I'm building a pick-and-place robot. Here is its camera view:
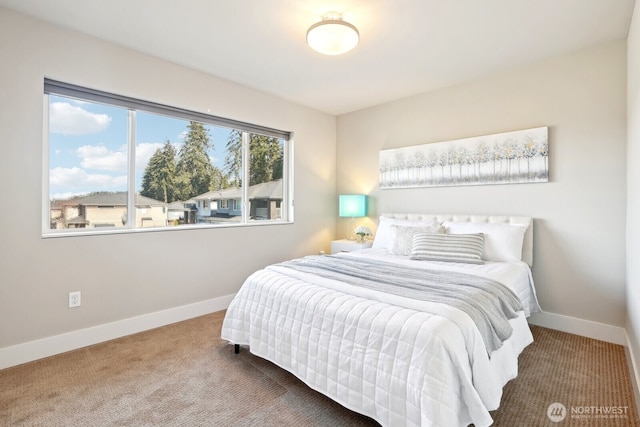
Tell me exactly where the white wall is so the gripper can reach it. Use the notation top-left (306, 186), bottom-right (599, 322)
top-left (337, 41), bottom-right (628, 331)
top-left (0, 8), bottom-right (336, 361)
top-left (626, 0), bottom-right (640, 393)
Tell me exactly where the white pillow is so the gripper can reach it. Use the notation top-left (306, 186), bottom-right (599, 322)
top-left (388, 224), bottom-right (446, 256)
top-left (442, 221), bottom-right (527, 262)
top-left (372, 216), bottom-right (442, 249)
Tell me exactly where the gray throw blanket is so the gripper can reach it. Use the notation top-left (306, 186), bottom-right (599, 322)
top-left (272, 255), bottom-right (524, 356)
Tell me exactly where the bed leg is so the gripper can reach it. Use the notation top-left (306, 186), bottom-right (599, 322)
top-left (234, 344), bottom-right (240, 354)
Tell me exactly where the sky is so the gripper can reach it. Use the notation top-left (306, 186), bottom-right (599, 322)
top-left (48, 95), bottom-right (231, 199)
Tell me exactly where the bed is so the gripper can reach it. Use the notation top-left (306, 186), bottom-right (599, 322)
top-left (221, 213), bottom-right (541, 427)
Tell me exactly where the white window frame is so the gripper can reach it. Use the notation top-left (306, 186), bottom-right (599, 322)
top-left (42, 79), bottom-right (294, 238)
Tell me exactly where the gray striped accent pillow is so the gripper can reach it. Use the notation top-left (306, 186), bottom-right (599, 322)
top-left (410, 232), bottom-right (485, 264)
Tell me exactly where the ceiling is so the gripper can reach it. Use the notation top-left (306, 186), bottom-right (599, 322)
top-left (0, 0), bottom-right (635, 115)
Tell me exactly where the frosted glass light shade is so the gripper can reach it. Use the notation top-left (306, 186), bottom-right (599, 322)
top-left (339, 194), bottom-right (367, 217)
top-left (306, 17), bottom-right (359, 55)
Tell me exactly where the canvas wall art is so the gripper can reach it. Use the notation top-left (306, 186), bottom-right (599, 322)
top-left (379, 127), bottom-right (548, 189)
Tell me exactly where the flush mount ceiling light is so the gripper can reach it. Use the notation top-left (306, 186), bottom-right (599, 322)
top-left (306, 13), bottom-right (359, 55)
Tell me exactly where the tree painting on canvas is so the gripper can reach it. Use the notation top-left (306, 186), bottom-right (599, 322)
top-left (379, 127), bottom-right (548, 189)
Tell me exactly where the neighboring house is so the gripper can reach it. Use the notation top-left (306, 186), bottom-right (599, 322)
top-left (50, 192), bottom-right (168, 229)
top-left (247, 179), bottom-right (283, 220)
top-left (181, 202), bottom-right (200, 224)
top-left (192, 187), bottom-right (242, 222)
top-left (190, 192), bottom-right (221, 218)
top-left (166, 201), bottom-right (187, 225)
top-left (49, 182), bottom-right (282, 230)
top-left (191, 179), bottom-right (283, 221)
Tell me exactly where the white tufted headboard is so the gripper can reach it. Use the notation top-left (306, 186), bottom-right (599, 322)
top-left (381, 213), bottom-right (534, 267)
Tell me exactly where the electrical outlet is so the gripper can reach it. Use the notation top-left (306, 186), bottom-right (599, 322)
top-left (69, 291), bottom-right (81, 308)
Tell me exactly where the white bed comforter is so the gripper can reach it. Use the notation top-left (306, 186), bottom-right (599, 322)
top-left (221, 249), bottom-right (540, 427)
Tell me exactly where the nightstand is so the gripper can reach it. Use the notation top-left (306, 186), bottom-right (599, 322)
top-left (330, 239), bottom-right (373, 254)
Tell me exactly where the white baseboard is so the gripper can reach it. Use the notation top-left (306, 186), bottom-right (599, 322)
top-left (0, 294), bottom-right (235, 370)
top-left (625, 332), bottom-right (640, 420)
top-left (527, 311), bottom-right (627, 345)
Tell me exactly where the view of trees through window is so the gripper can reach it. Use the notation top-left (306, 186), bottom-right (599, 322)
top-left (46, 89), bottom-right (289, 234)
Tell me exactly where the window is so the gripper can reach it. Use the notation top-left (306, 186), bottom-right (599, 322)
top-left (44, 79), bottom-right (292, 236)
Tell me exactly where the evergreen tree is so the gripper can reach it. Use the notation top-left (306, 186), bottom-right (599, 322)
top-left (224, 130), bottom-right (284, 187)
top-left (176, 121), bottom-right (213, 199)
top-left (249, 134), bottom-right (283, 185)
top-left (224, 130), bottom-right (243, 187)
top-left (210, 166), bottom-right (229, 190)
top-left (140, 141), bottom-right (177, 202)
top-left (271, 148), bottom-right (283, 181)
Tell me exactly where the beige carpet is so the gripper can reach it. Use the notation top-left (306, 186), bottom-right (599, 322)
top-left (1, 311), bottom-right (638, 426)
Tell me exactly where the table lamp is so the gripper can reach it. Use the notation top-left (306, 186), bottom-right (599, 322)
top-left (338, 194), bottom-right (367, 240)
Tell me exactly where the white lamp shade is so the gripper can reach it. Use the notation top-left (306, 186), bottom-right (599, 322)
top-left (307, 19), bottom-right (359, 55)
